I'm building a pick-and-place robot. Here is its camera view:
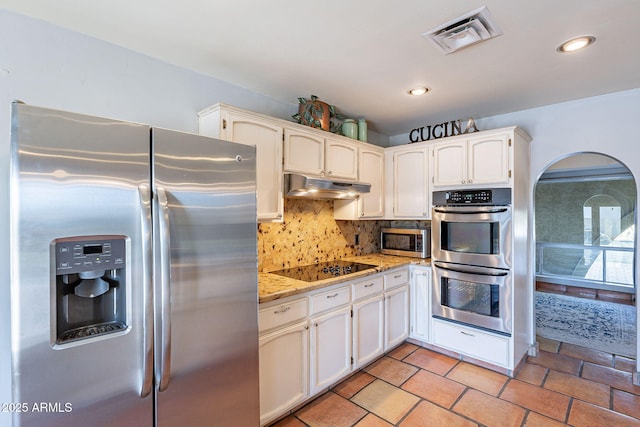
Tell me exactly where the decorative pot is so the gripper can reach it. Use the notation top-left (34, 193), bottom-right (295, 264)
top-left (297, 99), bottom-right (331, 131)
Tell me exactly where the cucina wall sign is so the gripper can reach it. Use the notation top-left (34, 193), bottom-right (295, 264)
top-left (409, 117), bottom-right (479, 143)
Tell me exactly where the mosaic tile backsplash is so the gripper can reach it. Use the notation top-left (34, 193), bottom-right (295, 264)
top-left (257, 198), bottom-right (431, 272)
top-left (258, 198), bottom-right (384, 272)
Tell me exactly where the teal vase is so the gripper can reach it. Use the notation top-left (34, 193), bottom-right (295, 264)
top-left (341, 119), bottom-right (358, 139)
top-left (358, 119), bottom-right (367, 142)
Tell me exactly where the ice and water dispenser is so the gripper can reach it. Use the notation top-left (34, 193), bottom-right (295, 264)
top-left (53, 236), bottom-right (128, 344)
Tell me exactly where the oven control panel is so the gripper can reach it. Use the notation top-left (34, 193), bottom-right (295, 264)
top-left (433, 188), bottom-right (511, 206)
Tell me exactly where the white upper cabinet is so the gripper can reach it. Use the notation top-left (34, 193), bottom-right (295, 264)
top-left (283, 127), bottom-right (325, 177)
top-left (432, 132), bottom-right (511, 189)
top-left (325, 138), bottom-right (358, 180)
top-left (334, 144), bottom-right (385, 220)
top-left (197, 104), bottom-right (284, 222)
top-left (284, 128), bottom-right (358, 181)
top-left (385, 145), bottom-right (430, 219)
top-left (467, 135), bottom-right (510, 185)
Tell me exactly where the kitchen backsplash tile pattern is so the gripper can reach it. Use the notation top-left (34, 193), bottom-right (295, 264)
top-left (258, 199), bottom-right (385, 272)
top-left (258, 199), bottom-right (432, 272)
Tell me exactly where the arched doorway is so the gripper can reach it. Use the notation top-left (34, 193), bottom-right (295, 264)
top-left (534, 152), bottom-right (637, 358)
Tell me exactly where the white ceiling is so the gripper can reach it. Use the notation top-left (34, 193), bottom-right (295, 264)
top-left (1, 0), bottom-right (639, 136)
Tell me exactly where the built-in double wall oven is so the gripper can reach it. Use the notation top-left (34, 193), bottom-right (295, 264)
top-left (431, 188), bottom-right (513, 335)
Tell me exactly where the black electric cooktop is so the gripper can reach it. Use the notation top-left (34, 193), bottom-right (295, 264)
top-left (271, 260), bottom-right (377, 282)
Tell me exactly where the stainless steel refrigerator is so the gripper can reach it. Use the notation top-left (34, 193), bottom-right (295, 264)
top-left (7, 103), bottom-right (259, 426)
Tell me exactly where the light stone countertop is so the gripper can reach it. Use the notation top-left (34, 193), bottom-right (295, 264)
top-left (259, 253), bottom-right (431, 303)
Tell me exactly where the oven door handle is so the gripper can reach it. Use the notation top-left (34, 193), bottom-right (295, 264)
top-left (433, 207), bottom-right (509, 214)
top-left (433, 261), bottom-right (509, 277)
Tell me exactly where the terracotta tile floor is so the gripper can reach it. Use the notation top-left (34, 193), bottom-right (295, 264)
top-left (270, 337), bottom-right (640, 427)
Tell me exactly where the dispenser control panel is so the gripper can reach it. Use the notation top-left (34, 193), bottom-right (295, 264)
top-left (55, 236), bottom-right (126, 274)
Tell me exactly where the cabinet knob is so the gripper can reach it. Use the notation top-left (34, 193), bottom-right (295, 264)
top-left (461, 180), bottom-right (466, 184)
top-left (327, 170), bottom-right (332, 176)
top-left (422, 212), bottom-right (427, 217)
top-left (468, 179), bottom-right (473, 183)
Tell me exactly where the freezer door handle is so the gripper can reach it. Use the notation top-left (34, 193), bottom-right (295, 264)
top-left (157, 186), bottom-right (172, 392)
top-left (138, 184), bottom-right (154, 398)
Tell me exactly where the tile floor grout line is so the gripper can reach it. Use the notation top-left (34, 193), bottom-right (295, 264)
top-left (563, 397), bottom-right (574, 425)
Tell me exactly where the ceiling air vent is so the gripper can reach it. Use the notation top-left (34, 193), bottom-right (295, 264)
top-left (422, 6), bottom-right (503, 55)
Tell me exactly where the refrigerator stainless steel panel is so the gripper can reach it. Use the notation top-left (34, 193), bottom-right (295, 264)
top-left (151, 128), bottom-right (259, 426)
top-left (10, 103), bottom-right (153, 426)
top-left (8, 104), bottom-right (259, 426)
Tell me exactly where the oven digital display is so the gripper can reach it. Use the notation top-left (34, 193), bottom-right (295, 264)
top-left (441, 221), bottom-right (499, 255)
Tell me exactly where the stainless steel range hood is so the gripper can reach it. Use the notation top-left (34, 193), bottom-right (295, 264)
top-left (284, 173), bottom-right (371, 200)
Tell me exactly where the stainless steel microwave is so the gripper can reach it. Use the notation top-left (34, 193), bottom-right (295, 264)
top-left (380, 228), bottom-right (431, 258)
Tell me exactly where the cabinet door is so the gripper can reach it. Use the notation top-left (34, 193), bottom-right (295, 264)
top-left (432, 140), bottom-right (466, 187)
top-left (384, 285), bottom-right (409, 350)
top-left (259, 321), bottom-right (309, 425)
top-left (467, 134), bottom-right (510, 185)
top-left (332, 145), bottom-right (384, 220)
top-left (283, 128), bottom-right (325, 176)
top-left (225, 111), bottom-right (284, 221)
top-left (358, 147), bottom-right (384, 218)
top-left (392, 148), bottom-right (429, 218)
top-left (309, 306), bottom-right (352, 395)
top-left (325, 138), bottom-right (358, 181)
top-left (410, 268), bottom-right (430, 342)
top-left (352, 295), bottom-right (384, 369)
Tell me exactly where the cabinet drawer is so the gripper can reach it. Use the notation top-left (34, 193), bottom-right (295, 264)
top-left (352, 276), bottom-right (384, 301)
top-left (384, 269), bottom-right (409, 290)
top-left (432, 319), bottom-right (510, 367)
top-left (259, 298), bottom-right (308, 332)
top-left (309, 286), bottom-right (351, 315)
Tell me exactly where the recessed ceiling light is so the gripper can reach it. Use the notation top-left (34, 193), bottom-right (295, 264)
top-left (557, 36), bottom-right (596, 53)
top-left (407, 86), bottom-right (430, 96)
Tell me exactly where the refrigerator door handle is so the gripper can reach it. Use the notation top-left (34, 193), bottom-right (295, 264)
top-left (138, 184), bottom-right (154, 398)
top-left (157, 186), bottom-right (172, 392)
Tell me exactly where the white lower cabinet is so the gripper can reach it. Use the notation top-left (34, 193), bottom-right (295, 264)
top-left (352, 295), bottom-right (384, 369)
top-left (410, 266), bottom-right (430, 342)
top-left (383, 268), bottom-right (410, 351)
top-left (432, 318), bottom-right (510, 368)
top-left (258, 274), bottom-right (390, 424)
top-left (259, 320), bottom-right (309, 426)
top-left (309, 305), bottom-right (352, 395)
top-left (384, 285), bottom-right (409, 350)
